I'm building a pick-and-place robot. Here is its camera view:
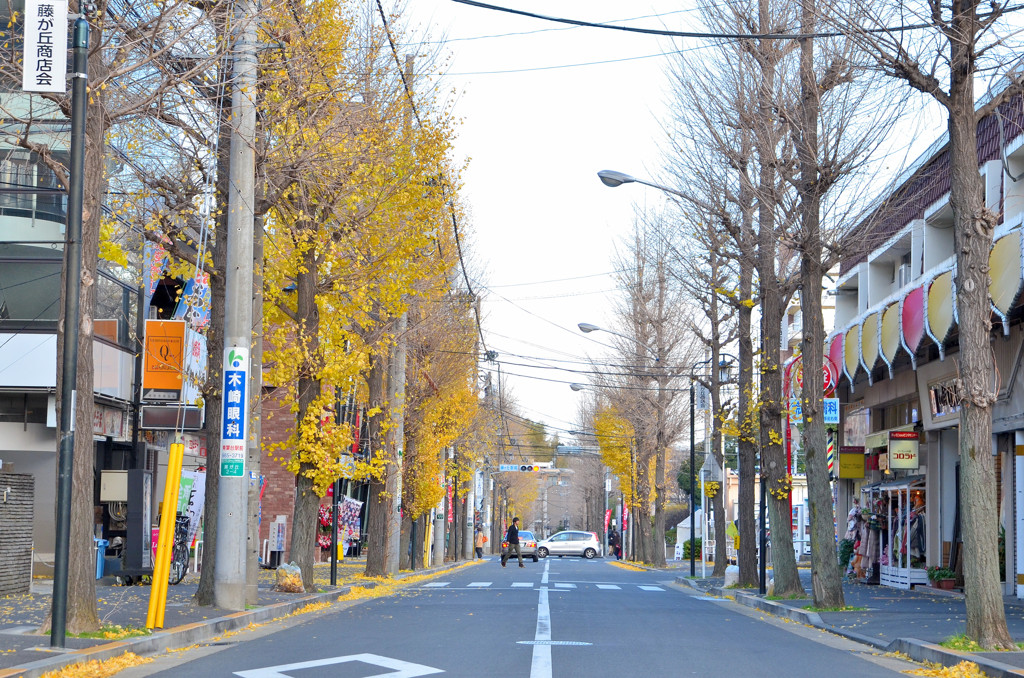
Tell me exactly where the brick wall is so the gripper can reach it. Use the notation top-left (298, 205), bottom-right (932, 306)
top-left (260, 388), bottom-right (297, 556)
top-left (0, 473), bottom-right (34, 595)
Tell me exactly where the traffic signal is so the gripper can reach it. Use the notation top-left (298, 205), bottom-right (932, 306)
top-left (519, 464), bottom-right (540, 472)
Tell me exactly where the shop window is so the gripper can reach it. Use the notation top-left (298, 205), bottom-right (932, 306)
top-left (929, 377), bottom-right (960, 419)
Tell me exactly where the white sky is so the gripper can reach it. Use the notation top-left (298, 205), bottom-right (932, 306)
top-left (399, 1), bottom-right (958, 449)
top-left (402, 1), bottom-right (695, 441)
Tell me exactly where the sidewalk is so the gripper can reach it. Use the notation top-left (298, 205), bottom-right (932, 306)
top-left (676, 568), bottom-right (1024, 677)
top-left (0, 557), bottom-right (476, 678)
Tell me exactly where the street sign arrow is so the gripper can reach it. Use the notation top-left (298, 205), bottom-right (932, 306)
top-left (234, 653), bottom-right (444, 678)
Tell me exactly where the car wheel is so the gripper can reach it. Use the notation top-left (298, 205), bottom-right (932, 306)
top-left (583, 548), bottom-right (597, 559)
top-left (537, 547), bottom-right (549, 558)
top-left (533, 555), bottom-right (539, 562)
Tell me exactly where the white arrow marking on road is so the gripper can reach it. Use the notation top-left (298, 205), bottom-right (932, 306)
top-left (233, 654), bottom-right (444, 678)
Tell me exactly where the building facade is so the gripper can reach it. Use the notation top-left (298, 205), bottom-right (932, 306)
top-left (828, 89), bottom-right (1024, 593)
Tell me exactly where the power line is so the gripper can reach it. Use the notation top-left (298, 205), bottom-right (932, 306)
top-left (452, 0), bottom-right (1021, 40)
top-left (374, 0), bottom-right (489, 356)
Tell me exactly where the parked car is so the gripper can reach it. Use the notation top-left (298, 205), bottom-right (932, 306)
top-left (537, 531), bottom-right (602, 559)
top-left (502, 529), bottom-right (539, 562)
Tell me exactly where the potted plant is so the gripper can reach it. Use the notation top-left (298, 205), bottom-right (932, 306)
top-left (927, 566), bottom-right (957, 589)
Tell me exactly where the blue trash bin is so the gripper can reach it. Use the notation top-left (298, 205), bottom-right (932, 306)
top-left (94, 538), bottom-right (108, 579)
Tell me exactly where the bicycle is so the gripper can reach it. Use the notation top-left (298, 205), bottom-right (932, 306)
top-left (168, 514), bottom-right (191, 585)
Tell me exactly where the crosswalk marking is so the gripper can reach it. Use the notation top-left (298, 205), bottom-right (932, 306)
top-left (638, 586), bottom-right (663, 591)
top-left (512, 582), bottom-right (535, 587)
top-left (422, 582), bottom-right (449, 588)
top-left (554, 583), bottom-right (576, 589)
top-left (467, 582), bottom-right (491, 587)
top-left (596, 584), bottom-right (620, 590)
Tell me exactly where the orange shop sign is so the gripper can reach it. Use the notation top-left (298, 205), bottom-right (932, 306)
top-left (142, 320), bottom-right (185, 401)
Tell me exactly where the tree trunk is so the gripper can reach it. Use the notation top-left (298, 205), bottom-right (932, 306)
top-left (53, 87), bottom-right (107, 634)
top-left (287, 241), bottom-right (321, 592)
top-left (364, 342), bottom-right (395, 576)
top-left (947, 16), bottom-right (1012, 646)
top-left (754, 0), bottom-right (802, 598)
top-left (737, 266), bottom-right (758, 587)
top-left (797, 0), bottom-right (844, 609)
top-left (650, 380), bottom-right (668, 567)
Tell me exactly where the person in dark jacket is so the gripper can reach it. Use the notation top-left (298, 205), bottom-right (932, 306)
top-left (608, 527), bottom-right (621, 560)
top-left (501, 517), bottom-right (524, 568)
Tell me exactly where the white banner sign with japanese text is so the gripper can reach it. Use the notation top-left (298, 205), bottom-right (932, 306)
top-left (22, 0), bottom-right (67, 92)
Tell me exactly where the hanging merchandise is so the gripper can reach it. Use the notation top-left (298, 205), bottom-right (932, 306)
top-left (861, 475), bottom-right (926, 589)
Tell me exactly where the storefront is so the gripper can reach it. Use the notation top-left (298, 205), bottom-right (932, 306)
top-left (860, 475), bottom-right (926, 589)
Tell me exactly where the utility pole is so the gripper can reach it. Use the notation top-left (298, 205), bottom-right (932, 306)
top-left (246, 213), bottom-right (264, 605)
top-left (50, 16), bottom-right (88, 648)
top-left (215, 0), bottom-right (257, 611)
top-left (385, 310), bottom-right (406, 574)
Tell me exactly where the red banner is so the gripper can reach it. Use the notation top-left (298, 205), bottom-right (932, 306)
top-left (604, 509), bottom-right (611, 532)
top-left (447, 484), bottom-right (453, 523)
top-left (622, 506), bottom-right (629, 533)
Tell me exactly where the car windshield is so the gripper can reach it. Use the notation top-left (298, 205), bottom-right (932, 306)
top-left (519, 531), bottom-right (534, 540)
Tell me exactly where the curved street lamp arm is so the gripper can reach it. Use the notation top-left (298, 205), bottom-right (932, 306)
top-left (577, 322), bottom-right (659, 362)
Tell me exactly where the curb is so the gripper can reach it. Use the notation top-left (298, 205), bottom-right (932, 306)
top-left (673, 578), bottom-right (1024, 678)
top-left (0, 560), bottom-right (475, 678)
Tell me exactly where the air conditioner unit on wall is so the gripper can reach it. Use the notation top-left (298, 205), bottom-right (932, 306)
top-left (897, 263), bottom-right (912, 288)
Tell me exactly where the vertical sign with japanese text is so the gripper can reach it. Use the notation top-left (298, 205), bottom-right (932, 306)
top-left (823, 397), bottom-right (840, 425)
top-left (220, 347), bottom-right (248, 477)
top-left (22, 0), bottom-right (67, 92)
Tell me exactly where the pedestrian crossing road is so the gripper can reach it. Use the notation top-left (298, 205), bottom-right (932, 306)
top-left (418, 581), bottom-right (664, 591)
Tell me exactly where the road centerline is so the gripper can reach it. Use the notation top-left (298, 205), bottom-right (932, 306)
top-left (530, 586), bottom-right (552, 678)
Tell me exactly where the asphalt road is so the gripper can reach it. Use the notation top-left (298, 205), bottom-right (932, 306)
top-left (120, 557), bottom-right (921, 678)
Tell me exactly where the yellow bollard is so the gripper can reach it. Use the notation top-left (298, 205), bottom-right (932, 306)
top-left (146, 442), bottom-right (184, 629)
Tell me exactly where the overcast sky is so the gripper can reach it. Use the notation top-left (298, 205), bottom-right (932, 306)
top-left (398, 1), bottom-right (952, 451)
top-left (399, 1), bottom-right (700, 443)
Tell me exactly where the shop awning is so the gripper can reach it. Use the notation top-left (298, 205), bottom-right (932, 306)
top-left (828, 227), bottom-right (1024, 380)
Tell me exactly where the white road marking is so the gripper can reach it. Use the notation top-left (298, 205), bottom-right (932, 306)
top-left (541, 559), bottom-right (549, 584)
top-left (595, 584), bottom-right (620, 590)
top-left (467, 582), bottom-right (491, 587)
top-left (234, 653), bottom-right (443, 678)
top-left (421, 582), bottom-right (449, 588)
top-left (512, 582), bottom-right (534, 588)
top-left (530, 587), bottom-right (552, 678)
top-left (638, 586), bottom-right (664, 591)
top-left (554, 583), bottom-right (576, 589)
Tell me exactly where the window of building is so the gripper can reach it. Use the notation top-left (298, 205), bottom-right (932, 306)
top-left (0, 393), bottom-right (47, 424)
top-left (0, 257), bottom-right (62, 322)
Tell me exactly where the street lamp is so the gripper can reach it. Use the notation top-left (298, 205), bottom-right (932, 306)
top-left (596, 170), bottom-right (686, 199)
top-left (577, 322), bottom-right (659, 363)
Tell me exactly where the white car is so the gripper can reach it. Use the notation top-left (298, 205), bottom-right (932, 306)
top-left (537, 531), bottom-right (602, 559)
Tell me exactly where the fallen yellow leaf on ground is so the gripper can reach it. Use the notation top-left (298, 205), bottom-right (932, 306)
top-left (903, 660), bottom-right (990, 677)
top-left (40, 651), bottom-right (152, 678)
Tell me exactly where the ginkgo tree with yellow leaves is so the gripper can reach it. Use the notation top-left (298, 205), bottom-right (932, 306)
top-left (257, 0), bottom-right (466, 588)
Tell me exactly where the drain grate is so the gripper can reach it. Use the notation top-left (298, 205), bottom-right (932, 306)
top-left (517, 640), bottom-right (592, 646)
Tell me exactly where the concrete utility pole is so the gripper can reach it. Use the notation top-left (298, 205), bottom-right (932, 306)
top-left (215, 0), bottom-right (257, 612)
top-left (246, 214), bottom-right (264, 605)
top-left (463, 470), bottom-right (475, 560)
top-left (385, 311), bottom-right (406, 574)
